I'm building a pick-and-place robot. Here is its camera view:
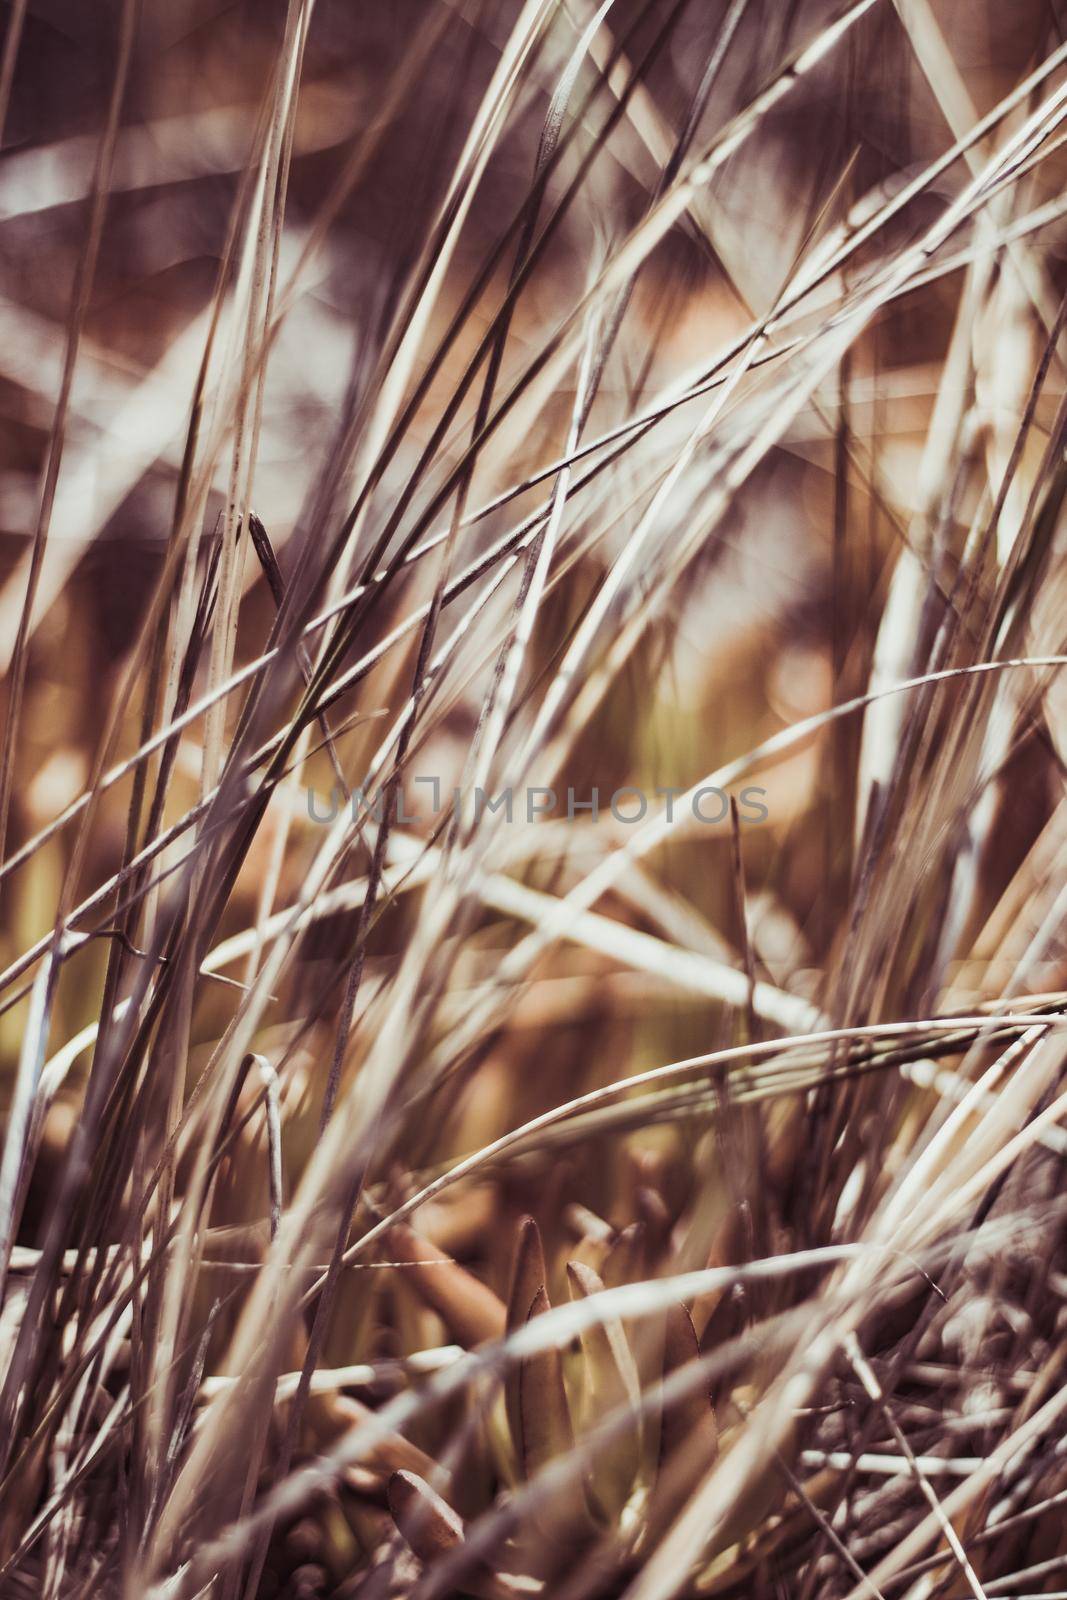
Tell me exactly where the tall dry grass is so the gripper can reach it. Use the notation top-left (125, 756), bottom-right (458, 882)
top-left (2, 0), bottom-right (1067, 1595)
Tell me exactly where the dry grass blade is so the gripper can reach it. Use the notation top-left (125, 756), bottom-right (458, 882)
top-left (517, 1286), bottom-right (575, 1482)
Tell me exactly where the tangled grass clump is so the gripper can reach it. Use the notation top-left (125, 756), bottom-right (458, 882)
top-left (2, 1), bottom-right (1067, 1595)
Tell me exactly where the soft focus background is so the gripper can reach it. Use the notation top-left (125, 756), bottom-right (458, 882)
top-left (2, 2), bottom-right (1067, 1597)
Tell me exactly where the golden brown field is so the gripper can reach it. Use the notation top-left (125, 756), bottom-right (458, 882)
top-left (2, 1), bottom-right (1067, 1595)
